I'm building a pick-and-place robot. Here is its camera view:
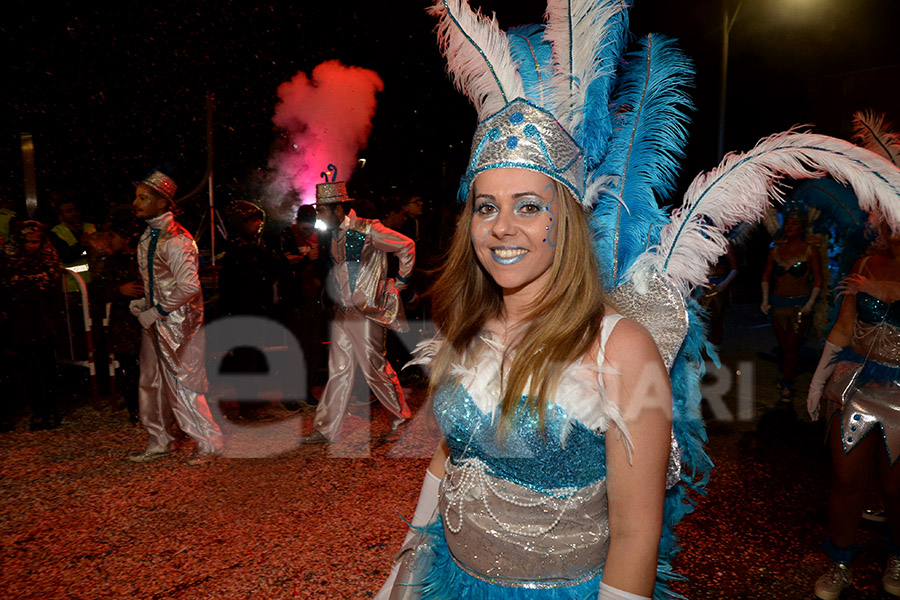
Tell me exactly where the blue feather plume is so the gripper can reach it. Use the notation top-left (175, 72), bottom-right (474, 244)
top-left (590, 34), bottom-right (695, 289)
top-left (581, 4), bottom-right (630, 171)
top-left (507, 25), bottom-right (553, 108)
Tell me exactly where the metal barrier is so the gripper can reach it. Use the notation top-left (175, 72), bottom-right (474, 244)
top-left (61, 268), bottom-right (98, 401)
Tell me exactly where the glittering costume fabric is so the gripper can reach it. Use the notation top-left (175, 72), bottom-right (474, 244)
top-left (395, 315), bottom-right (633, 599)
top-left (314, 210), bottom-right (414, 441)
top-left (824, 290), bottom-right (900, 463)
top-left (136, 212), bottom-right (222, 454)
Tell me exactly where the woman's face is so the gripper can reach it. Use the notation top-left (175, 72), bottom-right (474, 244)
top-left (22, 231), bottom-right (42, 254)
top-left (470, 168), bottom-right (559, 297)
top-left (783, 217), bottom-right (803, 238)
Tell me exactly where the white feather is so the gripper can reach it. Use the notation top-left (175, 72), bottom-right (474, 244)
top-left (427, 331), bottom-right (630, 446)
top-left (852, 109), bottom-right (900, 166)
top-left (429, 0), bottom-right (524, 120)
top-left (403, 336), bottom-right (443, 371)
top-left (543, 0), bottom-right (627, 132)
top-left (627, 130), bottom-right (900, 296)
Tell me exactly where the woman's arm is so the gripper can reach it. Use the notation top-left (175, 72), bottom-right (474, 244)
top-left (760, 250), bottom-right (775, 314)
top-left (374, 440), bottom-right (448, 600)
top-left (600, 319), bottom-right (672, 597)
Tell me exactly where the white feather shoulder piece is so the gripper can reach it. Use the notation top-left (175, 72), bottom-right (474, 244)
top-left (408, 324), bottom-right (630, 449)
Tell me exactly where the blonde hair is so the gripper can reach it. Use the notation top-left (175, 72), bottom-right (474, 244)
top-left (429, 179), bottom-right (608, 436)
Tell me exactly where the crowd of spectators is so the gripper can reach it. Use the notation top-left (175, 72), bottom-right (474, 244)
top-left (0, 189), bottom-right (435, 431)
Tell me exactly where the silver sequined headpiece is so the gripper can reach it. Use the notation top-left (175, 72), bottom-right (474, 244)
top-left (462, 99), bottom-right (584, 203)
top-left (316, 163), bottom-right (351, 205)
top-left (315, 181), bottom-right (351, 205)
top-left (135, 171), bottom-right (177, 203)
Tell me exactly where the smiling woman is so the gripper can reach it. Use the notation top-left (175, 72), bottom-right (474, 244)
top-left (375, 151), bottom-right (673, 599)
top-left (470, 168), bottom-right (559, 299)
top-left (370, 1), bottom-right (702, 598)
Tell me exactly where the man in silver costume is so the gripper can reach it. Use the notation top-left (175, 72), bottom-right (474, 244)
top-left (127, 170), bottom-right (223, 466)
top-left (301, 180), bottom-right (414, 443)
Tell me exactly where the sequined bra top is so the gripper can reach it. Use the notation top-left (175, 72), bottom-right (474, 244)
top-left (773, 259), bottom-right (808, 278)
top-left (857, 291), bottom-right (900, 328)
top-left (419, 314), bottom-right (629, 585)
top-left (850, 292), bottom-right (900, 368)
top-left (427, 314), bottom-right (629, 492)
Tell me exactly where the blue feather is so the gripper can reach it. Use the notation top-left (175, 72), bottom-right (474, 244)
top-left (654, 298), bottom-right (714, 597)
top-left (580, 4), bottom-right (630, 170)
top-left (507, 25), bottom-right (553, 107)
top-left (787, 177), bottom-right (875, 326)
top-left (591, 34), bottom-right (695, 290)
top-left (788, 177), bottom-right (868, 231)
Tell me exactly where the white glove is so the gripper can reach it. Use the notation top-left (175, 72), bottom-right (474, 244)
top-left (801, 286), bottom-right (821, 315)
top-left (807, 341), bottom-right (842, 421)
top-left (138, 307), bottom-right (163, 329)
top-left (129, 298), bottom-right (147, 317)
top-left (598, 582), bottom-right (650, 600)
top-left (374, 469), bottom-right (441, 600)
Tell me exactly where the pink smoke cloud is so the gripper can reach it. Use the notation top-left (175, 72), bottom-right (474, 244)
top-left (266, 60), bottom-right (384, 217)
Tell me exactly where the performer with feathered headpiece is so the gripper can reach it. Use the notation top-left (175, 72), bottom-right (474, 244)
top-left (373, 2), bottom-right (900, 599)
top-left (805, 110), bottom-right (900, 600)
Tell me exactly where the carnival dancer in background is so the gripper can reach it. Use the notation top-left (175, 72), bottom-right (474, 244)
top-left (807, 219), bottom-right (900, 599)
top-left (300, 175), bottom-right (414, 444)
top-left (760, 211), bottom-right (824, 402)
top-left (128, 170), bottom-right (223, 466)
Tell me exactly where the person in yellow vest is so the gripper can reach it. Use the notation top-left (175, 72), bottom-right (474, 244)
top-left (0, 196), bottom-right (16, 246)
top-left (49, 198), bottom-right (96, 289)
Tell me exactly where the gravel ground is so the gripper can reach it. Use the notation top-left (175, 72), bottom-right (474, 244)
top-left (1, 303), bottom-right (895, 599)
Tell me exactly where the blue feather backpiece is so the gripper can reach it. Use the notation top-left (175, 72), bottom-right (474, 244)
top-left (590, 34), bottom-right (695, 289)
top-left (507, 24), bottom-right (553, 108)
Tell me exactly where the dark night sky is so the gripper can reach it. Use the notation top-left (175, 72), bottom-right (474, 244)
top-left (3, 0), bottom-right (899, 226)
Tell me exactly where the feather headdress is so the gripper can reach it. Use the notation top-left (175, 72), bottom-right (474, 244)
top-left (591, 34), bottom-right (695, 288)
top-left (543, 0), bottom-right (630, 140)
top-left (628, 131), bottom-right (900, 297)
top-left (430, 0), bottom-right (631, 205)
top-left (428, 0), bottom-right (524, 120)
top-left (852, 109), bottom-right (900, 166)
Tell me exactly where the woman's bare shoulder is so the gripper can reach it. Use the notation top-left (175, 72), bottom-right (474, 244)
top-left (594, 307), bottom-right (663, 366)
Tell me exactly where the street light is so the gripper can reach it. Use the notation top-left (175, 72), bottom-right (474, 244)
top-left (718, 0), bottom-right (743, 161)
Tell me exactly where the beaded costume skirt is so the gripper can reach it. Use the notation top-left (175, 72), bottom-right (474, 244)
top-left (392, 457), bottom-right (608, 599)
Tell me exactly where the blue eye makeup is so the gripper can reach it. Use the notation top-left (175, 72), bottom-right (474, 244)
top-left (513, 198), bottom-right (546, 215)
top-left (474, 200), bottom-right (498, 215)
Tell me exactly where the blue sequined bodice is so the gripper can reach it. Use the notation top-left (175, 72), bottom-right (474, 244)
top-left (857, 291), bottom-right (900, 327)
top-left (433, 382), bottom-right (607, 494)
